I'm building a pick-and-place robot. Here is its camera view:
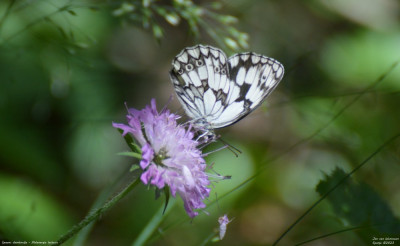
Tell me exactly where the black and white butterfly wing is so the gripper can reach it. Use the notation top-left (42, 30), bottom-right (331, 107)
top-left (217, 52), bottom-right (285, 127)
top-left (169, 44), bottom-right (284, 130)
top-left (170, 45), bottom-right (229, 126)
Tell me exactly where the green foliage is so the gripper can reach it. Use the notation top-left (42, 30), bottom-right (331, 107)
top-left (316, 168), bottom-right (400, 242)
top-left (0, 174), bottom-right (74, 242)
top-left (112, 0), bottom-right (248, 50)
top-left (321, 31), bottom-right (400, 89)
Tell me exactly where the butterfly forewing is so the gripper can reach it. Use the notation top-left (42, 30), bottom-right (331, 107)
top-left (170, 44), bottom-right (284, 130)
top-left (170, 46), bottom-right (228, 121)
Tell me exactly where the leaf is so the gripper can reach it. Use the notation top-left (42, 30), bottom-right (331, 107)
top-left (218, 15), bottom-right (238, 25)
top-left (68, 10), bottom-right (77, 16)
top-left (152, 24), bottom-right (163, 39)
top-left (129, 164), bottom-right (141, 172)
top-left (155, 188), bottom-right (162, 200)
top-left (56, 26), bottom-right (67, 39)
top-left (142, 0), bottom-right (151, 8)
top-left (0, 174), bottom-right (74, 241)
top-left (113, 2), bottom-right (135, 17)
top-left (316, 168), bottom-right (400, 242)
top-left (130, 142), bottom-right (142, 154)
top-left (165, 13), bottom-right (180, 26)
top-left (210, 2), bottom-right (222, 10)
top-left (163, 186), bottom-right (170, 215)
top-left (142, 8), bottom-right (152, 28)
top-left (73, 42), bottom-right (89, 49)
top-left (224, 37), bottom-right (238, 50)
top-left (117, 152), bottom-right (142, 159)
top-left (117, 129), bottom-right (134, 151)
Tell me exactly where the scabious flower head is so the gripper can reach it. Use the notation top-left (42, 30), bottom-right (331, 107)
top-left (113, 99), bottom-right (210, 218)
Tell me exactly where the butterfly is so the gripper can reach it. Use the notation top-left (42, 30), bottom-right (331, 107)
top-left (169, 44), bottom-right (284, 138)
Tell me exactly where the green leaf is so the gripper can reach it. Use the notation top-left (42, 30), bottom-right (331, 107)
top-left (224, 37), bottom-right (238, 50)
top-left (165, 12), bottom-right (181, 26)
top-left (113, 2), bottom-right (135, 16)
top-left (142, 8), bottom-right (152, 28)
top-left (152, 24), bottom-right (163, 39)
top-left (238, 32), bottom-right (249, 49)
top-left (143, 0), bottom-right (151, 8)
top-left (130, 142), bottom-right (142, 154)
top-left (219, 15), bottom-right (238, 25)
top-left (163, 186), bottom-right (170, 215)
top-left (130, 164), bottom-right (141, 172)
top-left (56, 26), bottom-right (68, 39)
top-left (0, 174), bottom-right (74, 241)
top-left (68, 10), bottom-right (77, 16)
top-left (155, 188), bottom-right (162, 200)
top-left (117, 151), bottom-right (142, 159)
top-left (117, 129), bottom-right (137, 152)
top-left (210, 2), bottom-right (222, 10)
top-left (73, 42), bottom-right (89, 49)
top-left (316, 168), bottom-right (400, 242)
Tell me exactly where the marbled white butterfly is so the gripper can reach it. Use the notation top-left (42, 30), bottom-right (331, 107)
top-left (170, 44), bottom-right (284, 138)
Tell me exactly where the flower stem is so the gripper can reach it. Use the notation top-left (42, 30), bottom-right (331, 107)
top-left (132, 198), bottom-right (176, 246)
top-left (72, 169), bottom-right (132, 246)
top-left (56, 177), bottom-right (141, 245)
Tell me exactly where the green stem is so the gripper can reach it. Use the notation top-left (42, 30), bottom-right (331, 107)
top-left (56, 177), bottom-right (141, 245)
top-left (72, 168), bottom-right (132, 246)
top-left (132, 198), bottom-right (176, 246)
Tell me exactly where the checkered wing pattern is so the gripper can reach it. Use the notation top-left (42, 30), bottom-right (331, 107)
top-left (170, 44), bottom-right (284, 129)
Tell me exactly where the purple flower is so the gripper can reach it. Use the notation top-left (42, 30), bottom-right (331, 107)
top-left (113, 99), bottom-right (211, 218)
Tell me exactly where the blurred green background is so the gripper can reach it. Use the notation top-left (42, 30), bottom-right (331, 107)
top-left (0, 0), bottom-right (399, 245)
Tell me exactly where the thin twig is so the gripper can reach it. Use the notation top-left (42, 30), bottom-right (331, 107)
top-left (55, 177), bottom-right (141, 245)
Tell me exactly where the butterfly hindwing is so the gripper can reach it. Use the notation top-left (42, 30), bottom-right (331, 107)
top-left (210, 53), bottom-right (285, 127)
top-left (170, 44), bottom-right (284, 129)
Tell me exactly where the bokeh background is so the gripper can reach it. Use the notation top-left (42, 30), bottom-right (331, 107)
top-left (0, 0), bottom-right (399, 245)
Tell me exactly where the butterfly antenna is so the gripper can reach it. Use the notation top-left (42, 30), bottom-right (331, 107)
top-left (198, 139), bottom-right (214, 150)
top-left (161, 95), bottom-right (174, 113)
top-left (218, 137), bottom-right (242, 157)
top-left (124, 102), bottom-right (129, 112)
top-left (202, 145), bottom-right (230, 157)
top-left (207, 162), bottom-right (232, 181)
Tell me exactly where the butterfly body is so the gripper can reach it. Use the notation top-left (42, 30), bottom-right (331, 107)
top-left (170, 44), bottom-right (284, 134)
